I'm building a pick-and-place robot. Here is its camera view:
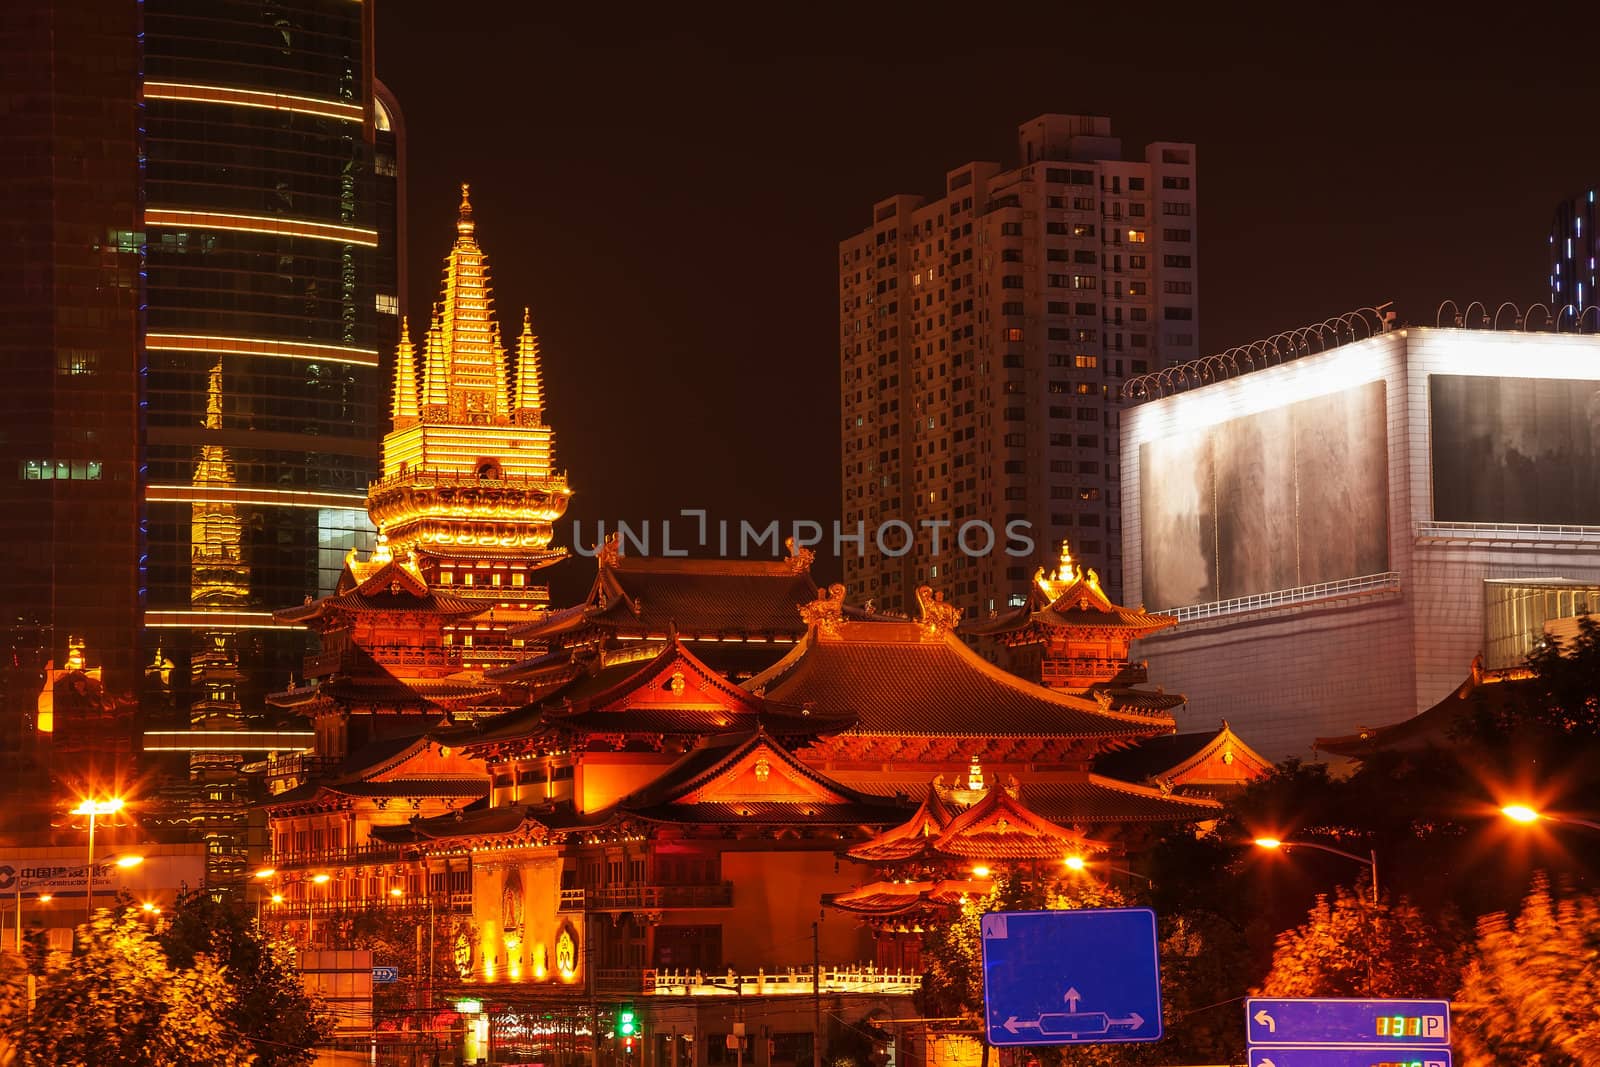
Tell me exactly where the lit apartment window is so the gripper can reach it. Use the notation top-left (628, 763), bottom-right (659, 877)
top-left (1127, 229), bottom-right (1147, 243)
top-left (1076, 355), bottom-right (1098, 369)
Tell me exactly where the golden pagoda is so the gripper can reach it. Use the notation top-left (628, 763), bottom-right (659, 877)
top-left (366, 184), bottom-right (571, 615)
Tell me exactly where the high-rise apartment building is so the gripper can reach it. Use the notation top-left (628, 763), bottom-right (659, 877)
top-left (839, 114), bottom-right (1197, 616)
top-left (0, 0), bottom-right (400, 835)
top-left (1550, 189), bottom-right (1597, 317)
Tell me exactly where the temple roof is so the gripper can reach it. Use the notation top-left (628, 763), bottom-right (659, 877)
top-left (276, 551), bottom-right (482, 626)
top-left (961, 541), bottom-right (1178, 638)
top-left (747, 589), bottom-right (1175, 741)
top-left (845, 774), bottom-right (1223, 825)
top-left (614, 729), bottom-right (907, 826)
top-left (826, 878), bottom-right (983, 918)
top-left (1093, 723), bottom-right (1273, 792)
top-left (848, 777), bottom-right (1101, 863)
top-left (261, 732), bottom-right (489, 812)
top-left (514, 543), bottom-right (821, 643)
top-left (1314, 659), bottom-right (1535, 759)
top-left (449, 637), bottom-right (854, 755)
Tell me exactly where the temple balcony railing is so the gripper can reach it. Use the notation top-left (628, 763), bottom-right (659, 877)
top-left (266, 842), bottom-right (419, 870)
top-left (558, 883), bottom-right (734, 912)
top-left (265, 891), bottom-right (473, 920)
top-left (1040, 659), bottom-right (1146, 686)
top-left (594, 965), bottom-right (920, 997)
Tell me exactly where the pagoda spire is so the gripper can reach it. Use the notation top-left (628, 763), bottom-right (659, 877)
top-left (514, 307), bottom-right (544, 422)
top-left (392, 317), bottom-right (419, 422)
top-left (492, 319), bottom-right (509, 419)
top-left (421, 303), bottom-right (448, 411)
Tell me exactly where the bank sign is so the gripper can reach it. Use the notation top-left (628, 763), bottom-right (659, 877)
top-left (0, 854), bottom-right (204, 895)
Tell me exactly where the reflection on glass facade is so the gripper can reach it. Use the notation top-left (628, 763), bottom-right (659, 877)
top-left (141, 0), bottom-right (392, 718)
top-left (0, 0), bottom-right (146, 810)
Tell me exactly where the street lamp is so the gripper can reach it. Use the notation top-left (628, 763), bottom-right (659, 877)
top-left (1063, 854), bottom-right (1153, 886)
top-left (1253, 837), bottom-right (1379, 904)
top-left (1501, 804), bottom-right (1600, 832)
top-left (71, 796), bottom-right (125, 913)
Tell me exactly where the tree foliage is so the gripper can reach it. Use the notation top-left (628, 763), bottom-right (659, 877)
top-left (159, 890), bottom-right (333, 1067)
top-left (1454, 874), bottom-right (1600, 1065)
top-left (1256, 885), bottom-right (1462, 1000)
top-left (19, 906), bottom-right (254, 1067)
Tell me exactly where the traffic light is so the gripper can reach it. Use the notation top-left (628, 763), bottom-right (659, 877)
top-left (624, 1037), bottom-right (636, 1055)
top-left (618, 1005), bottom-right (637, 1038)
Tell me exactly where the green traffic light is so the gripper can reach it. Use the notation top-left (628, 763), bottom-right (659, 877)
top-left (619, 1006), bottom-right (637, 1036)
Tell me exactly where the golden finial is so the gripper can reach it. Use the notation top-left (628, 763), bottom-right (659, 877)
top-left (399, 315), bottom-right (411, 343)
top-left (457, 182), bottom-right (475, 234)
top-left (1055, 539), bottom-right (1077, 583)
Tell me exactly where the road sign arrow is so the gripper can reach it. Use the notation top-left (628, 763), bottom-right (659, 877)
top-left (1063, 987), bottom-right (1081, 1011)
top-left (1254, 1009), bottom-right (1276, 1033)
top-left (1257, 1059), bottom-right (1275, 1067)
top-left (1111, 1012), bottom-right (1144, 1030)
top-left (1002, 1016), bottom-right (1039, 1035)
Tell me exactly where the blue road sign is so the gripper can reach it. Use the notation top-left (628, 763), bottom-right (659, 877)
top-left (1247, 998), bottom-right (1450, 1047)
top-left (371, 966), bottom-right (400, 983)
top-left (1248, 1049), bottom-right (1453, 1067)
top-left (979, 907), bottom-right (1162, 1047)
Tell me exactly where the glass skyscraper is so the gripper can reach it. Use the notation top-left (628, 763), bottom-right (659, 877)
top-left (0, 0), bottom-right (401, 846)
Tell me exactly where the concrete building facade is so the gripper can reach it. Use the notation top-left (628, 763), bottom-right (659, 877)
top-left (1121, 321), bottom-right (1600, 758)
top-left (839, 114), bottom-right (1198, 617)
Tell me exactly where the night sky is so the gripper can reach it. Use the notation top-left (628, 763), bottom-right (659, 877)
top-left (375, 5), bottom-right (1598, 592)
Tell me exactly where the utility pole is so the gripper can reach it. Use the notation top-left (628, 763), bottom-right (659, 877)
top-left (812, 921), bottom-right (822, 1067)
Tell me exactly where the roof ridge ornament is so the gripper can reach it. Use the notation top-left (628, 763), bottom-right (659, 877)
top-left (914, 585), bottom-right (962, 636)
top-left (799, 583), bottom-right (847, 637)
top-left (783, 536), bottom-right (815, 574)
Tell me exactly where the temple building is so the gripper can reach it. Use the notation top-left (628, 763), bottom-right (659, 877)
top-left (253, 196), bottom-right (1268, 1067)
top-left (264, 188), bottom-right (570, 768)
top-left (511, 536), bottom-right (826, 680)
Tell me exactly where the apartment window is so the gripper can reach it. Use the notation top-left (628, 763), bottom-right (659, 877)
top-left (1163, 254), bottom-right (1193, 268)
top-left (1163, 280), bottom-right (1193, 294)
top-left (1162, 176), bottom-right (1191, 189)
top-left (1002, 301), bottom-right (1024, 315)
top-left (1050, 459), bottom-right (1073, 473)
top-left (1071, 275), bottom-right (1096, 290)
top-left (1003, 460), bottom-right (1026, 474)
top-left (1162, 201), bottom-right (1192, 216)
top-left (1072, 196), bottom-right (1095, 210)
top-left (1074, 302), bottom-right (1096, 316)
top-left (1001, 249), bottom-right (1022, 262)
top-left (1048, 327), bottom-right (1069, 340)
top-left (1126, 229), bottom-right (1147, 243)
top-left (1003, 432), bottom-right (1026, 447)
top-left (1050, 486), bottom-right (1072, 499)
top-left (1003, 354), bottom-right (1024, 368)
top-left (1164, 307), bottom-right (1194, 320)
top-left (1046, 222), bottom-right (1068, 235)
top-left (1073, 328), bottom-right (1097, 342)
top-left (1080, 488), bottom-right (1101, 501)
top-left (1128, 177), bottom-right (1145, 191)
top-left (1047, 301), bottom-right (1069, 314)
top-left (1162, 228), bottom-right (1192, 242)
top-left (1076, 407), bottom-right (1098, 421)
top-left (1074, 249), bottom-right (1098, 264)
top-left (1004, 487), bottom-right (1027, 500)
top-left (1128, 281), bottom-right (1148, 296)
top-left (1001, 275), bottom-right (1023, 288)
top-left (1075, 355), bottom-right (1098, 369)
top-left (1049, 433), bottom-right (1071, 446)
top-left (1000, 222), bottom-right (1023, 236)
top-left (1161, 148), bottom-right (1191, 164)
top-left (56, 350), bottom-right (99, 375)
top-left (1048, 405), bottom-right (1070, 419)
top-left (1076, 434), bottom-right (1099, 447)
top-left (1129, 255), bottom-right (1147, 269)
top-left (1004, 407), bottom-right (1026, 421)
top-left (1004, 328), bottom-right (1023, 341)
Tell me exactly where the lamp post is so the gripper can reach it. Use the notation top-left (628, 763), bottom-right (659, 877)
top-left (71, 797), bottom-right (124, 913)
top-left (1253, 837), bottom-right (1379, 904)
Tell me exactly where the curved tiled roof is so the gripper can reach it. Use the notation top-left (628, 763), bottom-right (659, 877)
top-left (846, 774), bottom-right (1221, 824)
top-left (749, 622), bottom-right (1175, 739)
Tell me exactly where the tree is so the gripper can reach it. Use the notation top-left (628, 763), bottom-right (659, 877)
top-left (22, 906), bottom-right (254, 1067)
top-left (1256, 885), bottom-right (1461, 1000)
top-left (0, 950), bottom-right (28, 1067)
top-left (1454, 874), bottom-right (1600, 1065)
top-left (160, 889), bottom-right (333, 1067)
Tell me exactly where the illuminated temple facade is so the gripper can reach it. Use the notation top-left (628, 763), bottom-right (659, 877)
top-left (256, 195), bottom-right (1267, 1066)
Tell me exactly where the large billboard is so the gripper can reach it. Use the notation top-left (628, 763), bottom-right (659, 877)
top-left (1430, 374), bottom-right (1600, 524)
top-left (1140, 380), bottom-right (1389, 608)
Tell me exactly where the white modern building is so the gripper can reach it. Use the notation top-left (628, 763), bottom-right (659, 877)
top-left (1121, 316), bottom-right (1600, 758)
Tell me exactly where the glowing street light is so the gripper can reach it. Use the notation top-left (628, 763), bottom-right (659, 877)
top-left (1063, 854), bottom-right (1153, 886)
top-left (970, 865), bottom-right (991, 878)
top-left (311, 873), bottom-right (331, 884)
top-left (1253, 836), bottom-right (1379, 903)
top-left (389, 886), bottom-right (404, 898)
top-left (71, 796), bottom-right (126, 912)
top-left (1500, 804), bottom-right (1600, 832)
top-left (254, 867), bottom-right (276, 879)
top-left (116, 855), bottom-right (144, 869)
